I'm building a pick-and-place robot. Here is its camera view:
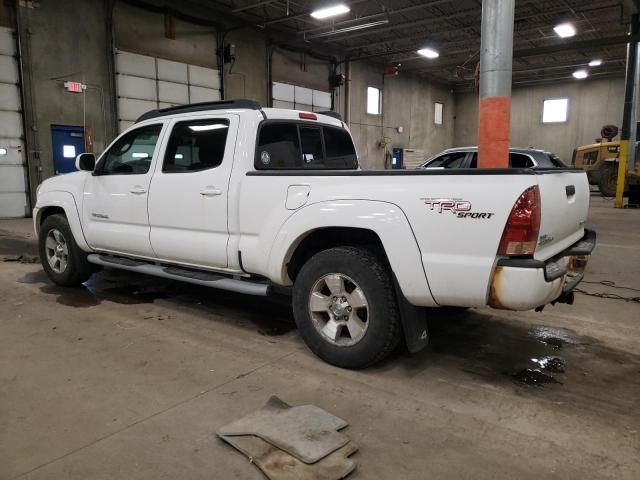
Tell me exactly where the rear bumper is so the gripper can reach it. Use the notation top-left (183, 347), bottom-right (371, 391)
top-left (488, 229), bottom-right (596, 311)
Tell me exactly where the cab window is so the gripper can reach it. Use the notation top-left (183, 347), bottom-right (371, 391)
top-left (255, 122), bottom-right (357, 170)
top-left (97, 124), bottom-right (162, 175)
top-left (163, 119), bottom-right (229, 173)
top-left (583, 150), bottom-right (599, 165)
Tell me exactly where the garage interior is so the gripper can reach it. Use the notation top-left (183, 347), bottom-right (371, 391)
top-left (1, 0), bottom-right (640, 479)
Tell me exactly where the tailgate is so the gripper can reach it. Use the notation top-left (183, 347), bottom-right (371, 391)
top-left (534, 170), bottom-right (590, 261)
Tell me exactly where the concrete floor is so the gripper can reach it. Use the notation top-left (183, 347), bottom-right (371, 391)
top-left (0, 195), bottom-right (639, 480)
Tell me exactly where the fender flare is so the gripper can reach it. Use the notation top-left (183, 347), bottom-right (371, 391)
top-left (267, 199), bottom-right (437, 307)
top-left (34, 191), bottom-right (91, 251)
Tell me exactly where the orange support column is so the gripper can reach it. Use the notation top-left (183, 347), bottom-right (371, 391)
top-left (478, 96), bottom-right (511, 168)
top-left (477, 0), bottom-right (515, 168)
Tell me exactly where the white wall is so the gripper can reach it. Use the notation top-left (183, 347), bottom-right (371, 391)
top-left (348, 61), bottom-right (455, 169)
top-left (454, 78), bottom-right (625, 162)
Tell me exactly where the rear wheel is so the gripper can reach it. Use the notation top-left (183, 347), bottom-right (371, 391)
top-left (598, 164), bottom-right (618, 197)
top-left (292, 247), bottom-right (401, 369)
top-left (39, 214), bottom-right (95, 286)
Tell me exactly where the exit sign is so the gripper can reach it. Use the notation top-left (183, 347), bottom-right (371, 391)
top-left (64, 81), bottom-right (86, 93)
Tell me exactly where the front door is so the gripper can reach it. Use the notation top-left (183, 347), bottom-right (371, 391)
top-left (51, 125), bottom-right (84, 174)
top-left (147, 115), bottom-right (238, 268)
top-left (82, 123), bottom-right (165, 257)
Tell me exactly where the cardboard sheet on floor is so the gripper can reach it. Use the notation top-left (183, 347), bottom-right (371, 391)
top-left (217, 396), bottom-right (349, 464)
top-left (222, 434), bottom-right (358, 480)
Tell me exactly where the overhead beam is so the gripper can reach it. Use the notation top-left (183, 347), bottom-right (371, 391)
top-left (343, 1), bottom-right (623, 53)
top-left (379, 35), bottom-right (635, 74)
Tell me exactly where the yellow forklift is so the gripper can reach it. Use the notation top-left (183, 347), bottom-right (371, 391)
top-left (572, 125), bottom-right (640, 199)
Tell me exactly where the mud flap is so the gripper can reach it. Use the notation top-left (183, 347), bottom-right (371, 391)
top-left (393, 275), bottom-right (428, 354)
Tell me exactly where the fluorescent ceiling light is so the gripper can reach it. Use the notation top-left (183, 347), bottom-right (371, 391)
top-left (189, 124), bottom-right (229, 132)
top-left (417, 48), bottom-right (439, 59)
top-left (573, 69), bottom-right (588, 79)
top-left (554, 23), bottom-right (576, 38)
top-left (132, 152), bottom-right (149, 158)
top-left (305, 19), bottom-right (389, 39)
top-left (310, 4), bottom-right (350, 19)
top-left (589, 59), bottom-right (602, 67)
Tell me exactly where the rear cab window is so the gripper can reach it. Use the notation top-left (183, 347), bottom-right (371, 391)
top-left (256, 121), bottom-right (358, 170)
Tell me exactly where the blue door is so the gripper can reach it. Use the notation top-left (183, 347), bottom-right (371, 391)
top-left (51, 125), bottom-right (85, 174)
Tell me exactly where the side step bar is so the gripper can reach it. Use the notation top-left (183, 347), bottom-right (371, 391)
top-left (87, 254), bottom-right (270, 296)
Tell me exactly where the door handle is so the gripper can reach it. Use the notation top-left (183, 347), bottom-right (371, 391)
top-left (200, 187), bottom-right (222, 197)
top-left (130, 186), bottom-right (147, 195)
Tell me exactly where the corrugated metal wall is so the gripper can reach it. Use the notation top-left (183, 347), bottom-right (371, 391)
top-left (0, 26), bottom-right (27, 218)
top-left (115, 50), bottom-right (221, 132)
top-left (271, 82), bottom-right (331, 112)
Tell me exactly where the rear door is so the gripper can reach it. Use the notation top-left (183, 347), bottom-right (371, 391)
top-left (147, 115), bottom-right (238, 268)
top-left (535, 170), bottom-right (590, 260)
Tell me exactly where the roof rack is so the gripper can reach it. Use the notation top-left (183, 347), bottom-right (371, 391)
top-left (136, 99), bottom-right (262, 123)
top-left (315, 111), bottom-right (342, 121)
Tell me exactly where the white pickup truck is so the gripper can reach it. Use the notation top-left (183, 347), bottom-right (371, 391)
top-left (34, 99), bottom-right (596, 369)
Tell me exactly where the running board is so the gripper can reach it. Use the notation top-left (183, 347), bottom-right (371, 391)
top-left (87, 254), bottom-right (270, 296)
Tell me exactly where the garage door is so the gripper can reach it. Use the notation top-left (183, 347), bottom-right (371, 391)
top-left (115, 49), bottom-right (221, 132)
top-left (272, 82), bottom-right (332, 112)
top-left (0, 26), bottom-right (28, 218)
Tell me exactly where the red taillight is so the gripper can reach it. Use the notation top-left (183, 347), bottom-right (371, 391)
top-left (498, 186), bottom-right (541, 256)
top-left (299, 112), bottom-right (317, 120)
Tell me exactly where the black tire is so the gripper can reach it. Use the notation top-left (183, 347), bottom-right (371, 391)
top-left (39, 214), bottom-right (95, 287)
top-left (292, 246), bottom-right (401, 369)
top-left (598, 164), bottom-right (618, 197)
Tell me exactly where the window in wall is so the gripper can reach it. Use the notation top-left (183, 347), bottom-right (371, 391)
top-left (63, 145), bottom-right (76, 158)
top-left (434, 102), bottom-right (444, 125)
top-left (163, 120), bottom-right (230, 173)
top-left (542, 98), bottom-right (569, 123)
top-left (367, 87), bottom-right (381, 115)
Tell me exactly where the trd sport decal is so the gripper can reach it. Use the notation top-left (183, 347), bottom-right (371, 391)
top-left (420, 198), bottom-right (495, 219)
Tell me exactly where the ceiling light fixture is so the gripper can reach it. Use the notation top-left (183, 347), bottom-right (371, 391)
top-left (554, 23), bottom-right (576, 38)
top-left (304, 19), bottom-right (389, 39)
top-left (417, 47), bottom-right (439, 59)
top-left (573, 69), bottom-right (588, 79)
top-left (589, 59), bottom-right (602, 67)
top-left (310, 4), bottom-right (350, 19)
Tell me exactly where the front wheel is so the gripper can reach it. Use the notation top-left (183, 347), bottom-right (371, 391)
top-left (292, 247), bottom-right (401, 369)
top-left (598, 164), bottom-right (618, 197)
top-left (39, 214), bottom-right (95, 287)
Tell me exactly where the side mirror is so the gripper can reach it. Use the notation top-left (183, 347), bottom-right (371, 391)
top-left (76, 153), bottom-right (96, 171)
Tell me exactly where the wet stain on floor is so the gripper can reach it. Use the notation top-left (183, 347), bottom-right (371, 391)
top-left (512, 368), bottom-right (561, 386)
top-left (16, 267), bottom-right (296, 335)
top-left (408, 309), bottom-right (640, 411)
